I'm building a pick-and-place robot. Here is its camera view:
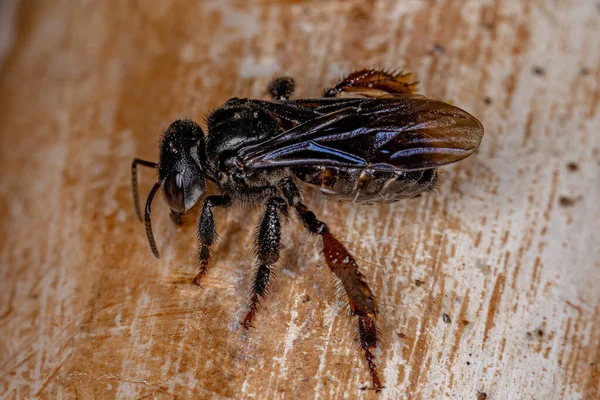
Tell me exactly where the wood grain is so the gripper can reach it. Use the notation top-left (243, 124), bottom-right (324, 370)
top-left (1, 1), bottom-right (599, 399)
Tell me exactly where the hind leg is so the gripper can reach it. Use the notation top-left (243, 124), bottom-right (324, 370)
top-left (324, 68), bottom-right (418, 98)
top-left (281, 179), bottom-right (382, 392)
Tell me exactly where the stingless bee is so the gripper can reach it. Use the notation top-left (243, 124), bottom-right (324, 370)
top-left (131, 69), bottom-right (484, 391)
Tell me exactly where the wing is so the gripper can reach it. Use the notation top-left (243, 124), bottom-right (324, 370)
top-left (238, 94), bottom-right (484, 171)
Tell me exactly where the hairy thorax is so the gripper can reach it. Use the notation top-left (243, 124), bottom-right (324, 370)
top-left (217, 167), bottom-right (291, 204)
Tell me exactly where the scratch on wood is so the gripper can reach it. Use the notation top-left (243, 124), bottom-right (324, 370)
top-left (543, 169), bottom-right (560, 221)
top-left (482, 272), bottom-right (506, 349)
top-left (34, 352), bottom-right (74, 397)
top-left (448, 290), bottom-right (470, 366)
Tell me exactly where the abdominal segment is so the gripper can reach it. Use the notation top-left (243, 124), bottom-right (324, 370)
top-left (293, 166), bottom-right (438, 204)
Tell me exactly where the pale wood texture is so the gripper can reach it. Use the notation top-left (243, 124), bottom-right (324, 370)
top-left (1, 1), bottom-right (599, 399)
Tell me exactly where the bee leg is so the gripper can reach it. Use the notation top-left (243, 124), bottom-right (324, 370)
top-left (281, 179), bottom-right (382, 392)
top-left (324, 68), bottom-right (418, 97)
top-left (243, 197), bottom-right (287, 329)
top-left (193, 195), bottom-right (231, 286)
top-left (268, 77), bottom-right (296, 100)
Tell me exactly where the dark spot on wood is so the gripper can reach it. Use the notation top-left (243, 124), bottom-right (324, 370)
top-left (398, 332), bottom-right (407, 339)
top-left (466, 361), bottom-right (471, 365)
top-left (532, 66), bottom-right (545, 76)
top-left (348, 5), bottom-right (369, 21)
top-left (579, 67), bottom-right (590, 76)
top-left (443, 313), bottom-right (452, 324)
top-left (477, 391), bottom-right (488, 400)
top-left (484, 97), bottom-right (492, 105)
top-left (527, 329), bottom-right (545, 339)
top-left (415, 279), bottom-right (424, 286)
top-left (462, 319), bottom-right (470, 326)
top-left (430, 44), bottom-right (445, 54)
top-left (482, 22), bottom-right (494, 31)
top-left (559, 196), bottom-right (578, 207)
top-left (566, 162), bottom-right (579, 172)
top-left (303, 295), bottom-right (311, 302)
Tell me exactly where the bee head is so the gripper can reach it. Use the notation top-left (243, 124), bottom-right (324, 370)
top-left (158, 119), bottom-right (207, 213)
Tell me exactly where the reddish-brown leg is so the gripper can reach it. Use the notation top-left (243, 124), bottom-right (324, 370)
top-left (323, 68), bottom-right (418, 97)
top-left (282, 180), bottom-right (382, 392)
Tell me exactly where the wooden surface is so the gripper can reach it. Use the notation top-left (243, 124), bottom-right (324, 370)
top-left (1, 1), bottom-right (599, 399)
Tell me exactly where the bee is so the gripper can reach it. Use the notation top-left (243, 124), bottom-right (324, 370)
top-left (131, 69), bottom-right (484, 391)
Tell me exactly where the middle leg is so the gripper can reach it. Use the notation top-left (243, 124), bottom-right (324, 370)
top-left (243, 197), bottom-right (287, 329)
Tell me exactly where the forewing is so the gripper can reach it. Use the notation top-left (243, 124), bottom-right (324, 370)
top-left (241, 94), bottom-right (484, 171)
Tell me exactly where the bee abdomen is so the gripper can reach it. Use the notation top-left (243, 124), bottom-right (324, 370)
top-left (293, 167), bottom-right (438, 204)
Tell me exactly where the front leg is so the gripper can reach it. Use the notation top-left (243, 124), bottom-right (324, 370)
top-left (194, 195), bottom-right (231, 285)
top-left (243, 197), bottom-right (287, 329)
top-left (282, 179), bottom-right (382, 392)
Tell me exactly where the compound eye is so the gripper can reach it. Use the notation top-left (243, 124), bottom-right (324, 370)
top-left (163, 173), bottom-right (185, 212)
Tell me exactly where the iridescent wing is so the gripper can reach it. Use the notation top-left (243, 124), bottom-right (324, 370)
top-left (238, 94), bottom-right (484, 171)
